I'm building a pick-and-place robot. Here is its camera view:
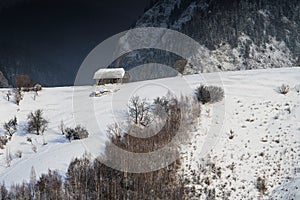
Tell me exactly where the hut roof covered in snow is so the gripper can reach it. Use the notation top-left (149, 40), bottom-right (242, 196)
top-left (93, 68), bottom-right (125, 79)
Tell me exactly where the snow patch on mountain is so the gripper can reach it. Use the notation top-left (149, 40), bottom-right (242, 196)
top-left (185, 34), bottom-right (295, 74)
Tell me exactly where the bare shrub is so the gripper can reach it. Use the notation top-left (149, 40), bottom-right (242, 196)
top-left (100, 95), bottom-right (202, 199)
top-left (5, 148), bottom-right (12, 167)
top-left (27, 137), bottom-right (33, 144)
top-left (27, 109), bottom-right (48, 135)
top-left (3, 117), bottom-right (18, 138)
top-left (229, 129), bottom-right (234, 139)
top-left (278, 84), bottom-right (290, 95)
top-left (0, 183), bottom-right (8, 199)
top-left (128, 96), bottom-right (152, 126)
top-left (295, 84), bottom-right (300, 94)
top-left (153, 96), bottom-right (171, 118)
top-left (72, 125), bottom-right (89, 140)
top-left (42, 136), bottom-right (47, 146)
top-left (32, 145), bottom-right (37, 153)
top-left (58, 120), bottom-right (65, 135)
top-left (15, 74), bottom-right (32, 90)
top-left (107, 123), bottom-right (122, 138)
top-left (6, 90), bottom-right (12, 101)
top-left (256, 176), bottom-right (267, 195)
top-left (14, 89), bottom-right (23, 106)
top-left (196, 85), bottom-right (224, 104)
top-left (0, 95), bottom-right (202, 199)
top-left (15, 150), bottom-right (22, 158)
top-left (64, 125), bottom-right (89, 141)
top-left (0, 135), bottom-right (8, 149)
top-left (109, 95), bottom-right (197, 153)
top-left (36, 170), bottom-right (63, 200)
top-left (184, 156), bottom-right (226, 199)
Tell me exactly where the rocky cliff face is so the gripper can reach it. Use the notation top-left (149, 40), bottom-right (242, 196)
top-left (117, 0), bottom-right (300, 74)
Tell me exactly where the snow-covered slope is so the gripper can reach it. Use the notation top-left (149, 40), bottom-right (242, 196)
top-left (0, 68), bottom-right (300, 199)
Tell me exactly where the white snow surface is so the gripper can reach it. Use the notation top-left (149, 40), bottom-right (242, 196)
top-left (0, 68), bottom-right (299, 199)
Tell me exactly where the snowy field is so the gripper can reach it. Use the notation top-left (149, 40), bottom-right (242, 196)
top-left (0, 67), bottom-right (299, 199)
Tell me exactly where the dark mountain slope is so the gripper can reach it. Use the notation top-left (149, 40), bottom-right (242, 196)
top-left (117, 0), bottom-right (300, 73)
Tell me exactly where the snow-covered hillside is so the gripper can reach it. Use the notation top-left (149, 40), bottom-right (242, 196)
top-left (0, 68), bottom-right (300, 199)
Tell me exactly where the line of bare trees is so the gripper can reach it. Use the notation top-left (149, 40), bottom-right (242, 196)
top-left (5, 74), bottom-right (42, 106)
top-left (1, 94), bottom-right (202, 199)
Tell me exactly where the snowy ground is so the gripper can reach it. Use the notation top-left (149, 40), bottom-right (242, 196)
top-left (0, 67), bottom-right (299, 199)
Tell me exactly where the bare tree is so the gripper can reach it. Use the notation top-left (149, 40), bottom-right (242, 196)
top-left (59, 120), bottom-right (65, 135)
top-left (14, 89), bottom-right (22, 106)
top-left (36, 170), bottom-right (63, 200)
top-left (1, 94), bottom-right (203, 200)
top-left (6, 90), bottom-right (11, 101)
top-left (27, 109), bottom-right (48, 135)
top-left (30, 166), bottom-right (36, 198)
top-left (5, 148), bottom-right (12, 167)
top-left (3, 117), bottom-right (18, 138)
top-left (0, 183), bottom-right (8, 199)
top-left (15, 74), bottom-right (32, 90)
top-left (128, 96), bottom-right (152, 126)
top-left (153, 96), bottom-right (170, 117)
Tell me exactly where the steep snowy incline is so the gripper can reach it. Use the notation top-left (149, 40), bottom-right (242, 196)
top-left (0, 68), bottom-right (299, 199)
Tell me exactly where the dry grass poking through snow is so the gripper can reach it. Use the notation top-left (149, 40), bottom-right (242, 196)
top-left (181, 88), bottom-right (300, 199)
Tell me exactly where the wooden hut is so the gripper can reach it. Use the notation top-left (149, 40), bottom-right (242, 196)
top-left (93, 68), bottom-right (128, 85)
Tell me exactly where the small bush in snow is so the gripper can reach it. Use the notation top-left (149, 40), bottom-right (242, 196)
top-left (3, 117), bottom-right (18, 138)
top-left (27, 109), bottom-right (48, 135)
top-left (107, 123), bottom-right (122, 138)
top-left (229, 129), bottom-right (234, 140)
top-left (196, 85), bottom-right (224, 104)
top-left (64, 125), bottom-right (89, 141)
top-left (14, 89), bottom-right (23, 106)
top-left (27, 137), bottom-right (33, 144)
top-left (15, 150), bottom-right (22, 158)
top-left (6, 90), bottom-right (12, 101)
top-left (0, 136), bottom-right (8, 149)
top-left (32, 145), bottom-right (37, 153)
top-left (59, 120), bottom-right (65, 135)
top-left (294, 84), bottom-right (300, 94)
top-left (5, 149), bottom-right (12, 167)
top-left (278, 84), bottom-right (290, 95)
top-left (256, 176), bottom-right (267, 195)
